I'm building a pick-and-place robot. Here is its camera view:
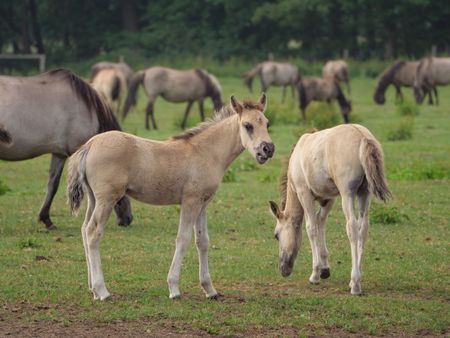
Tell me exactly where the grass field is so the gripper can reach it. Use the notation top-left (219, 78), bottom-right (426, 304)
top-left (0, 75), bottom-right (449, 337)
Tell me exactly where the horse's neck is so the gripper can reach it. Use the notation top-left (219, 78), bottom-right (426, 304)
top-left (284, 179), bottom-right (304, 225)
top-left (193, 115), bottom-right (244, 171)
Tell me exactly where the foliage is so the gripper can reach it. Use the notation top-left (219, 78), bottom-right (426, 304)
top-left (223, 167), bottom-right (239, 183)
top-left (1, 0), bottom-right (449, 66)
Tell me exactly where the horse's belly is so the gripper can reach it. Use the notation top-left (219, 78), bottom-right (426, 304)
top-left (126, 186), bottom-right (182, 205)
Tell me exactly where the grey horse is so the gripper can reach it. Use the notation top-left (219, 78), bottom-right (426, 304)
top-left (0, 68), bottom-right (133, 229)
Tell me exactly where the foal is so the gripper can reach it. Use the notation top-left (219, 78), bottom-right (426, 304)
top-left (68, 94), bottom-right (274, 300)
top-left (270, 124), bottom-right (390, 295)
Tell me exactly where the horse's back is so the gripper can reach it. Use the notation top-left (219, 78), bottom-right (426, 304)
top-left (293, 124), bottom-right (374, 198)
top-left (144, 67), bottom-right (204, 101)
top-left (0, 73), bottom-right (98, 160)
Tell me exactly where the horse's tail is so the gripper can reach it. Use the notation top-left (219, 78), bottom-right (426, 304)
top-left (122, 70), bottom-right (145, 120)
top-left (111, 75), bottom-right (121, 101)
top-left (0, 124), bottom-right (11, 144)
top-left (359, 137), bottom-right (391, 203)
top-left (67, 142), bottom-right (92, 214)
top-left (243, 63), bottom-right (262, 92)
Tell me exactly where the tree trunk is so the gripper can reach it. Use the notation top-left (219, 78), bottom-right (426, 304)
top-left (120, 0), bottom-right (139, 32)
top-left (384, 34), bottom-right (395, 59)
top-left (28, 0), bottom-right (45, 53)
top-left (21, 20), bottom-right (31, 53)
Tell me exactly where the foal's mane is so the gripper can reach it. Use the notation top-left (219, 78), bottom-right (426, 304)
top-left (172, 100), bottom-right (262, 141)
top-left (375, 60), bottom-right (406, 96)
top-left (47, 68), bottom-right (121, 133)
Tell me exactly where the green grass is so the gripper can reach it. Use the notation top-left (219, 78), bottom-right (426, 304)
top-left (0, 76), bottom-right (449, 336)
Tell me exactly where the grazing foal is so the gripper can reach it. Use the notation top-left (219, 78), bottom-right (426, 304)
top-left (68, 94), bottom-right (274, 300)
top-left (270, 124), bottom-right (390, 295)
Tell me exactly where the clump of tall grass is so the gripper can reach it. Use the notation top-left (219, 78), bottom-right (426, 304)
top-left (387, 117), bottom-right (414, 141)
top-left (370, 204), bottom-right (408, 225)
top-left (306, 102), bottom-right (340, 130)
top-left (0, 180), bottom-right (10, 196)
top-left (396, 99), bottom-right (419, 116)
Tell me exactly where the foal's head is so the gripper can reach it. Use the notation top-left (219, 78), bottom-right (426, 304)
top-left (413, 85), bottom-right (425, 104)
top-left (231, 93), bottom-right (275, 164)
top-left (269, 200), bottom-right (301, 277)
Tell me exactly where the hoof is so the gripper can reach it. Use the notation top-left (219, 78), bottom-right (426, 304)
top-left (320, 268), bottom-right (331, 279)
top-left (207, 293), bottom-right (219, 300)
top-left (309, 280), bottom-right (320, 285)
top-left (46, 224), bottom-right (57, 231)
top-left (170, 294), bottom-right (181, 300)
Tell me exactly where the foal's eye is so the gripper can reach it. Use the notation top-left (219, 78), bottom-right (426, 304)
top-left (267, 122), bottom-right (270, 129)
top-left (274, 233), bottom-right (279, 241)
top-left (244, 123), bottom-right (253, 132)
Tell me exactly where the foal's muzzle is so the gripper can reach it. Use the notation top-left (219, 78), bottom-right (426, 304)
top-left (256, 141), bottom-right (275, 164)
top-left (279, 252), bottom-right (295, 277)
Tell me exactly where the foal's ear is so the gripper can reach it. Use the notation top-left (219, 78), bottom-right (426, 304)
top-left (258, 92), bottom-right (267, 112)
top-left (230, 95), bottom-right (243, 115)
top-left (269, 201), bottom-right (282, 219)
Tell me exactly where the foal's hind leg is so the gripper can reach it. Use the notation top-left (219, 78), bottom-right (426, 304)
top-left (282, 86), bottom-right (287, 103)
top-left (81, 185), bottom-right (96, 290)
top-left (38, 154), bottom-right (66, 230)
top-left (357, 190), bottom-right (371, 272)
top-left (317, 199), bottom-right (335, 279)
top-left (167, 200), bottom-right (202, 299)
top-left (341, 192), bottom-right (362, 295)
top-left (86, 198), bottom-right (116, 300)
top-left (194, 207), bottom-right (218, 299)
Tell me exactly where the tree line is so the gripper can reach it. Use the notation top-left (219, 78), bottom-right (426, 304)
top-left (0, 0), bottom-right (449, 64)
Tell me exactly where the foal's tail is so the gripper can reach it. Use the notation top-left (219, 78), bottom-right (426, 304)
top-left (67, 143), bottom-right (92, 214)
top-left (243, 63), bottom-right (262, 93)
top-left (122, 70), bottom-right (145, 120)
top-left (359, 138), bottom-right (392, 202)
top-left (0, 124), bottom-right (11, 144)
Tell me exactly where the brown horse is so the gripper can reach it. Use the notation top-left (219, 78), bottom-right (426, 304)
top-left (0, 69), bottom-right (132, 229)
top-left (298, 77), bottom-right (351, 123)
top-left (414, 57), bottom-right (450, 104)
top-left (123, 67), bottom-right (223, 130)
top-left (91, 68), bottom-right (127, 113)
top-left (90, 61), bottom-right (133, 86)
top-left (270, 124), bottom-right (390, 295)
top-left (244, 61), bottom-right (300, 103)
top-left (68, 94), bottom-right (274, 300)
top-left (374, 60), bottom-right (437, 105)
top-left (323, 60), bottom-right (350, 95)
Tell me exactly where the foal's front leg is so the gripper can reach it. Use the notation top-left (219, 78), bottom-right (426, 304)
top-left (167, 201), bottom-right (202, 299)
top-left (195, 207), bottom-right (218, 299)
top-left (298, 191), bottom-right (322, 284)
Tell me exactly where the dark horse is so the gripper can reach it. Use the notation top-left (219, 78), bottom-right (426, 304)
top-left (298, 77), bottom-right (351, 123)
top-left (0, 69), bottom-right (133, 229)
top-left (373, 60), bottom-right (437, 105)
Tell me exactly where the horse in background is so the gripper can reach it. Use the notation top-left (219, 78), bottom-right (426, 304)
top-left (374, 60), bottom-right (437, 105)
top-left (414, 57), bottom-right (450, 104)
top-left (90, 61), bottom-right (133, 86)
top-left (323, 60), bottom-right (350, 95)
top-left (123, 67), bottom-right (223, 130)
top-left (91, 68), bottom-right (127, 113)
top-left (244, 61), bottom-right (300, 103)
top-left (68, 94), bottom-right (274, 300)
top-left (270, 124), bottom-right (390, 295)
top-left (0, 69), bottom-right (133, 229)
top-left (297, 77), bottom-right (351, 123)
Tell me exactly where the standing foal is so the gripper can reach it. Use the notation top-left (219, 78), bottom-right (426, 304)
top-left (68, 94), bottom-right (274, 300)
